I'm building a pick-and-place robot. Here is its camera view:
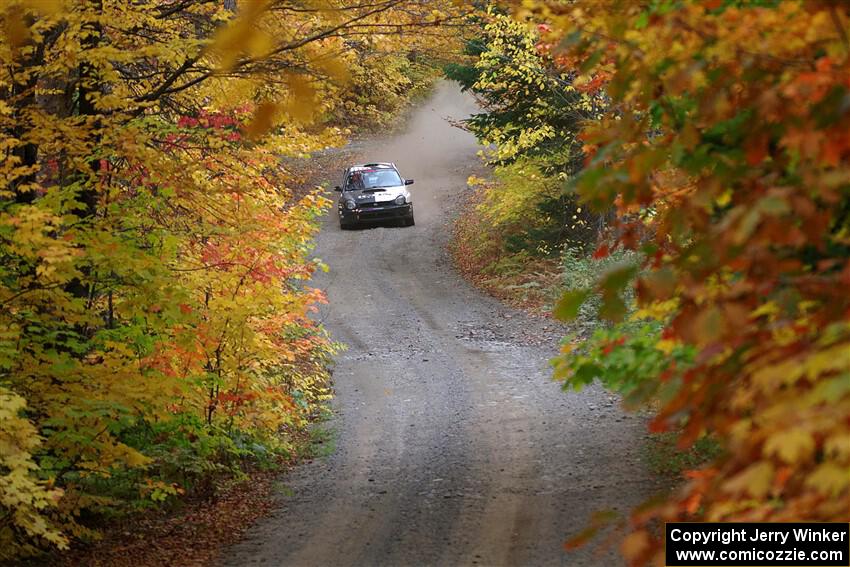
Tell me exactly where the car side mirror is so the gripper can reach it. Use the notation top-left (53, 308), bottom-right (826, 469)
top-left (334, 186), bottom-right (342, 192)
top-left (404, 179), bottom-right (414, 185)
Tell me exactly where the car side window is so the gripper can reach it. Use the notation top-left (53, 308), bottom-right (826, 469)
top-left (346, 172), bottom-right (365, 192)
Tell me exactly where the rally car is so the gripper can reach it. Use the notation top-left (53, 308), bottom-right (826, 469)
top-left (335, 163), bottom-right (415, 229)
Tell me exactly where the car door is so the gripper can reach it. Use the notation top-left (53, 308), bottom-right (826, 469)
top-left (339, 170), bottom-right (349, 207)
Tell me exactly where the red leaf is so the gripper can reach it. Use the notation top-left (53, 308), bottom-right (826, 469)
top-left (745, 132), bottom-right (769, 165)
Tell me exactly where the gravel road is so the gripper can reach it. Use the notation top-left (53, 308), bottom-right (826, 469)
top-left (222, 82), bottom-right (654, 567)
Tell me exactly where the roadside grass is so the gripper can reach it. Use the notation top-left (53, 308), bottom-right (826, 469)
top-left (645, 432), bottom-right (723, 480)
top-left (273, 482), bottom-right (295, 498)
top-left (450, 185), bottom-right (564, 314)
top-left (451, 189), bottom-right (636, 320)
top-left (305, 421), bottom-right (338, 459)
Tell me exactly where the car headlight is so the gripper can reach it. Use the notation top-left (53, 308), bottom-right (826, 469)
top-left (394, 195), bottom-right (406, 205)
top-left (345, 200), bottom-right (356, 210)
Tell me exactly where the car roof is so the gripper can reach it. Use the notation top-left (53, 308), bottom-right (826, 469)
top-left (348, 162), bottom-right (397, 172)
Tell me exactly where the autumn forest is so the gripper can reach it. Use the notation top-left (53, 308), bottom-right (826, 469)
top-left (1, 1), bottom-right (849, 565)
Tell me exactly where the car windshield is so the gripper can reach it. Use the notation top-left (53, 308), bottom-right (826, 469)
top-left (347, 169), bottom-right (402, 190)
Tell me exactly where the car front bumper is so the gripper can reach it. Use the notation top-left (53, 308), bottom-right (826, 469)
top-left (340, 203), bottom-right (412, 223)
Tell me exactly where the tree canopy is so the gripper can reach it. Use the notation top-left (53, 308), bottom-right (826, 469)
top-left (0, 0), bottom-right (466, 558)
top-left (526, 1), bottom-right (850, 563)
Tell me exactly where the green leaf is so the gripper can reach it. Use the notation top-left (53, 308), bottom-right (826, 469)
top-left (579, 50), bottom-right (603, 74)
top-left (601, 264), bottom-right (638, 293)
top-left (554, 289), bottom-right (591, 321)
top-left (559, 30), bottom-right (582, 47)
top-left (599, 291), bottom-right (627, 322)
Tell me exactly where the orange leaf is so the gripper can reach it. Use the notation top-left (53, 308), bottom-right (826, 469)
top-left (244, 102), bottom-right (278, 140)
top-left (621, 530), bottom-right (650, 561)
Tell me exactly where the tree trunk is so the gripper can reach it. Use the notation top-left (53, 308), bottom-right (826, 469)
top-left (65, 0), bottom-right (103, 305)
top-left (9, 15), bottom-right (43, 205)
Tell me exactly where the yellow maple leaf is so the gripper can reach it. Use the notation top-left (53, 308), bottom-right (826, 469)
top-left (805, 463), bottom-right (850, 497)
top-left (723, 461), bottom-right (774, 499)
top-left (764, 429), bottom-right (815, 464)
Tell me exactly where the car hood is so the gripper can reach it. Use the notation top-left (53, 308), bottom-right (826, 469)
top-left (343, 185), bottom-right (409, 204)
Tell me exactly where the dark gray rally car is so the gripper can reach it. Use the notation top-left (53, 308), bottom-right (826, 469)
top-left (335, 163), bottom-right (415, 229)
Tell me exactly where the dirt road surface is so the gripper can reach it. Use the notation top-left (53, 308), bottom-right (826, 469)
top-left (222, 82), bottom-right (654, 567)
